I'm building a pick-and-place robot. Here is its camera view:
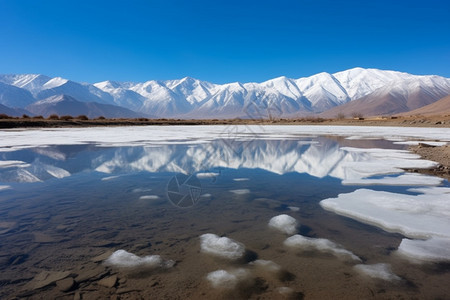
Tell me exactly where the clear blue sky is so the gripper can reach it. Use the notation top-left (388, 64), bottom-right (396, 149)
top-left (0, 0), bottom-right (449, 83)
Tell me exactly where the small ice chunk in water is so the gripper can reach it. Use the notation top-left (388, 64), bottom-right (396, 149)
top-left (200, 233), bottom-right (245, 260)
top-left (250, 259), bottom-right (281, 272)
top-left (104, 250), bottom-right (174, 268)
top-left (397, 237), bottom-right (450, 262)
top-left (230, 189), bottom-right (250, 195)
top-left (0, 185), bottom-right (11, 191)
top-left (139, 195), bottom-right (160, 200)
top-left (354, 263), bottom-right (401, 281)
top-left (288, 206), bottom-right (300, 212)
top-left (206, 268), bottom-right (250, 289)
top-left (284, 234), bottom-right (361, 262)
top-left (268, 214), bottom-right (298, 235)
top-left (342, 173), bottom-right (443, 186)
top-left (196, 172), bottom-right (219, 178)
top-left (233, 178), bottom-right (249, 181)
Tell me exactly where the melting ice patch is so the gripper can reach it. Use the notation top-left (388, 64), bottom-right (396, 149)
top-left (233, 178), bottom-right (249, 181)
top-left (0, 185), bottom-right (11, 191)
top-left (139, 195), bottom-right (160, 200)
top-left (200, 233), bottom-right (245, 260)
top-left (342, 173), bottom-right (443, 186)
top-left (284, 234), bottom-right (361, 262)
top-left (268, 214), bottom-right (298, 235)
top-left (196, 172), bottom-right (220, 178)
top-left (104, 250), bottom-right (174, 269)
top-left (0, 160), bottom-right (30, 168)
top-left (354, 263), bottom-right (400, 281)
top-left (206, 268), bottom-right (250, 289)
top-left (249, 259), bottom-right (281, 273)
top-left (320, 189), bottom-right (450, 239)
top-left (230, 189), bottom-right (250, 195)
top-left (397, 237), bottom-right (450, 262)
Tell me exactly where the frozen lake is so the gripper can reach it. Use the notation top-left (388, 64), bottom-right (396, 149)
top-left (0, 125), bottom-right (449, 299)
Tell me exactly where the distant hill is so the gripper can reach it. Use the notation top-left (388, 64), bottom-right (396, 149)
top-left (26, 95), bottom-right (144, 119)
top-left (0, 103), bottom-right (31, 117)
top-left (397, 95), bottom-right (450, 116)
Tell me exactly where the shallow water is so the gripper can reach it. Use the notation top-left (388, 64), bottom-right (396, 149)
top-left (0, 132), bottom-right (449, 299)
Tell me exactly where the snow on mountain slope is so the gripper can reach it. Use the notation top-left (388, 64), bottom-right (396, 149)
top-left (26, 94), bottom-right (142, 119)
top-left (1, 68), bottom-right (449, 118)
top-left (0, 81), bottom-right (36, 108)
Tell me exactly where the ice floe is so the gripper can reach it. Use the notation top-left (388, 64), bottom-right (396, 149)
top-left (0, 185), bottom-right (11, 191)
top-left (394, 141), bottom-right (447, 146)
top-left (233, 178), bottom-right (249, 181)
top-left (206, 268), bottom-right (250, 289)
top-left (320, 189), bottom-right (450, 239)
top-left (104, 249), bottom-right (174, 268)
top-left (354, 263), bottom-right (400, 281)
top-left (397, 237), bottom-right (450, 262)
top-left (139, 195), bottom-right (160, 200)
top-left (196, 172), bottom-right (220, 178)
top-left (268, 214), bottom-right (298, 235)
top-left (0, 160), bottom-right (30, 168)
top-left (200, 233), bottom-right (245, 260)
top-left (284, 234), bottom-right (361, 262)
top-left (230, 189), bottom-right (250, 195)
top-left (342, 173), bottom-right (443, 186)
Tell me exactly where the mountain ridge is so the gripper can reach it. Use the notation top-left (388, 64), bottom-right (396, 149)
top-left (1, 68), bottom-right (449, 118)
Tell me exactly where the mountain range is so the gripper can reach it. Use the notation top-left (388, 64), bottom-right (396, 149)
top-left (0, 68), bottom-right (449, 119)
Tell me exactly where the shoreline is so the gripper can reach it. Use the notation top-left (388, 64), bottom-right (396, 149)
top-left (408, 144), bottom-right (450, 181)
top-left (1, 115), bottom-right (450, 129)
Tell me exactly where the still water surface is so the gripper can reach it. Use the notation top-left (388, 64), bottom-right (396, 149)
top-left (0, 135), bottom-right (449, 299)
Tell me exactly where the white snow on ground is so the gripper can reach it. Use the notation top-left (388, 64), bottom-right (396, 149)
top-left (199, 233), bottom-right (245, 260)
top-left (342, 173), bottom-right (443, 186)
top-left (397, 237), bottom-right (450, 262)
top-left (284, 234), bottom-right (361, 262)
top-left (104, 250), bottom-right (174, 268)
top-left (268, 214), bottom-right (298, 235)
top-left (206, 268), bottom-right (250, 289)
top-left (354, 263), bottom-right (401, 281)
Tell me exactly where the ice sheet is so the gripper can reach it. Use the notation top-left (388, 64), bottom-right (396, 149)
top-left (342, 173), bottom-right (443, 186)
top-left (397, 237), bottom-right (450, 262)
top-left (320, 189), bottom-right (450, 239)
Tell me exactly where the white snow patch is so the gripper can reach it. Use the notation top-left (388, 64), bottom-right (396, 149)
top-left (206, 268), bottom-right (250, 289)
top-left (320, 189), bottom-right (450, 239)
top-left (342, 173), bottom-right (443, 186)
top-left (230, 189), bottom-right (250, 195)
top-left (354, 263), bottom-right (401, 281)
top-left (397, 237), bottom-right (450, 262)
top-left (268, 214), bottom-right (298, 235)
top-left (200, 233), bottom-right (245, 260)
top-left (284, 234), bottom-right (361, 262)
top-left (104, 249), bottom-right (174, 269)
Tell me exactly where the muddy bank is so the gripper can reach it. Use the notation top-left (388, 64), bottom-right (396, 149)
top-left (408, 144), bottom-right (450, 181)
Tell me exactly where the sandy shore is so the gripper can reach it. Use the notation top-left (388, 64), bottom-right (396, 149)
top-left (408, 144), bottom-right (450, 181)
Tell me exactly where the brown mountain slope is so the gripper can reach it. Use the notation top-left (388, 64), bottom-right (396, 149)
top-left (319, 78), bottom-right (450, 118)
top-left (397, 95), bottom-right (450, 116)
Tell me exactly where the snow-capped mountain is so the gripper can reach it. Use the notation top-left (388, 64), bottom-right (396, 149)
top-left (0, 68), bottom-right (449, 118)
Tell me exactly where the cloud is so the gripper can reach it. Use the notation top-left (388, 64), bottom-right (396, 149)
top-left (268, 214), bottom-right (298, 235)
top-left (200, 233), bottom-right (245, 260)
top-left (284, 234), bottom-right (361, 262)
